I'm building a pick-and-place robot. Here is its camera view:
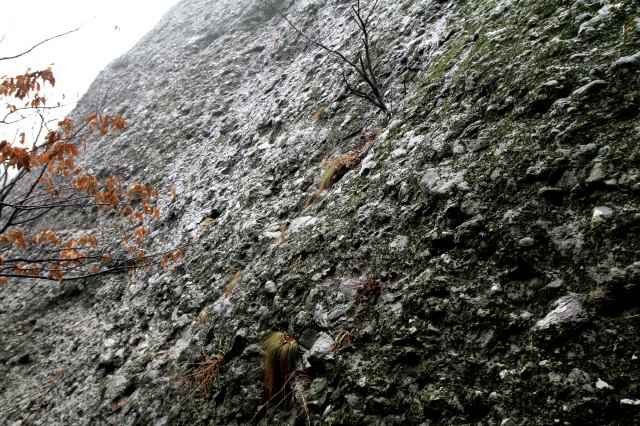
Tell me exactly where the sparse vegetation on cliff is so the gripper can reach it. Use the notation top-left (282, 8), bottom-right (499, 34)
top-left (181, 348), bottom-right (227, 398)
top-left (262, 332), bottom-right (299, 405)
top-left (225, 269), bottom-right (243, 298)
top-left (305, 129), bottom-right (379, 207)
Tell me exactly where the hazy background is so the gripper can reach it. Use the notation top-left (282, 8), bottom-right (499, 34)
top-left (1, 0), bottom-right (182, 143)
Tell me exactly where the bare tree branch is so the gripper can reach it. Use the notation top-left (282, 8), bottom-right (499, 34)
top-left (0, 23), bottom-right (89, 62)
top-left (0, 164), bottom-right (48, 234)
top-left (0, 240), bottom-right (193, 282)
top-left (260, 0), bottom-right (388, 112)
top-left (0, 29), bottom-right (178, 284)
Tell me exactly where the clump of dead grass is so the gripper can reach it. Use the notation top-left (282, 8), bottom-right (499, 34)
top-left (196, 310), bottom-right (211, 326)
top-left (333, 329), bottom-right (356, 352)
top-left (354, 276), bottom-right (380, 302)
top-left (353, 258), bottom-right (380, 303)
top-left (304, 129), bottom-right (380, 208)
top-left (252, 371), bottom-right (312, 425)
top-left (313, 107), bottom-right (326, 122)
top-left (224, 269), bottom-right (243, 298)
top-left (263, 332), bottom-right (300, 406)
top-left (287, 255), bottom-right (302, 275)
top-left (182, 350), bottom-right (227, 398)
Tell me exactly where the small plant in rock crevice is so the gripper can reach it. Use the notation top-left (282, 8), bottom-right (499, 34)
top-left (287, 255), bottom-right (303, 275)
top-left (181, 349), bottom-right (227, 399)
top-left (333, 329), bottom-right (357, 352)
top-left (224, 269), bottom-right (243, 298)
top-left (252, 370), bottom-right (312, 425)
top-left (304, 129), bottom-right (380, 208)
top-left (262, 332), bottom-right (300, 407)
top-left (196, 310), bottom-right (211, 326)
top-left (313, 107), bottom-right (326, 122)
top-left (260, 0), bottom-right (389, 113)
top-left (354, 276), bottom-right (380, 303)
top-left (345, 257), bottom-right (381, 304)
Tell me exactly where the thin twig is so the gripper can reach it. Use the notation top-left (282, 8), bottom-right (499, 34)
top-left (260, 0), bottom-right (387, 112)
top-left (605, 313), bottom-right (640, 322)
top-left (0, 21), bottom-right (91, 62)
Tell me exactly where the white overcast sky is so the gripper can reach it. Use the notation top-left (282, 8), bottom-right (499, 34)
top-left (1, 0), bottom-right (182, 113)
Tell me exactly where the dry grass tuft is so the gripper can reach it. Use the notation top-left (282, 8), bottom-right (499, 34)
top-left (263, 332), bottom-right (300, 406)
top-left (252, 371), bottom-right (312, 425)
top-left (304, 151), bottom-right (360, 208)
top-left (313, 107), bottom-right (326, 122)
top-left (182, 350), bottom-right (227, 398)
top-left (287, 255), bottom-right (302, 275)
top-left (225, 269), bottom-right (243, 298)
top-left (304, 129), bottom-right (380, 208)
top-left (110, 397), bottom-right (129, 411)
top-left (196, 310), bottom-right (211, 326)
top-left (333, 330), bottom-right (356, 352)
top-left (278, 236), bottom-right (290, 247)
top-left (353, 258), bottom-right (380, 303)
top-left (354, 276), bottom-right (380, 302)
top-left (53, 368), bottom-right (66, 381)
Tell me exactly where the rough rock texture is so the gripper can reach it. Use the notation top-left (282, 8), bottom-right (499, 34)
top-left (2, 0), bottom-right (640, 424)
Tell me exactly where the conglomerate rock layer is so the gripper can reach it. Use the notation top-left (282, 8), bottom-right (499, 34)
top-left (2, 0), bottom-right (640, 425)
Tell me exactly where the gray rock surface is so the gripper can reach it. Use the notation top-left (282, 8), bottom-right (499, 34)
top-left (2, 0), bottom-right (640, 425)
top-left (533, 293), bottom-right (585, 331)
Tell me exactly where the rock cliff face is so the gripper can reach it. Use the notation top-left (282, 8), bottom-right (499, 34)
top-left (2, 0), bottom-right (640, 424)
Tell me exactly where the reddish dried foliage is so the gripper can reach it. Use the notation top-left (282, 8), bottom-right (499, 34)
top-left (0, 68), bottom-right (180, 283)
